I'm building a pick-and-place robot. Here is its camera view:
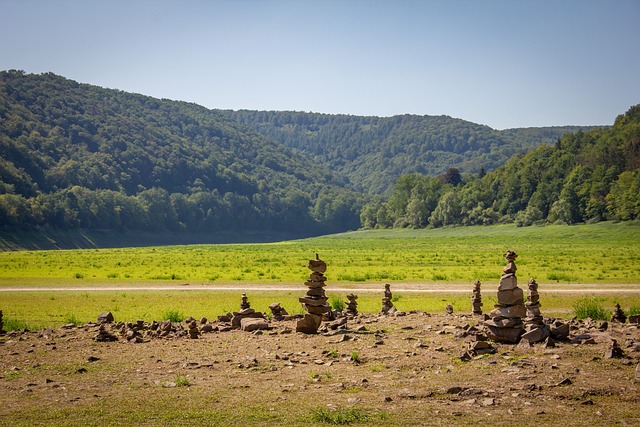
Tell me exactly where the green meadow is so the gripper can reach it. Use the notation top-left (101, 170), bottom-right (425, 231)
top-left (1, 222), bottom-right (639, 328)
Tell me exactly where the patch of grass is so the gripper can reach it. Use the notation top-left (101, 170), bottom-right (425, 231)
top-left (350, 351), bottom-right (361, 364)
top-left (63, 313), bottom-right (81, 326)
top-left (573, 296), bottom-right (610, 320)
top-left (175, 375), bottom-right (191, 387)
top-left (311, 406), bottom-right (370, 425)
top-left (3, 316), bottom-right (30, 331)
top-left (329, 294), bottom-right (345, 311)
top-left (163, 309), bottom-right (185, 323)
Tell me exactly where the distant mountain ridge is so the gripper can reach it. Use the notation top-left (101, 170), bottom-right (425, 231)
top-left (223, 109), bottom-right (596, 194)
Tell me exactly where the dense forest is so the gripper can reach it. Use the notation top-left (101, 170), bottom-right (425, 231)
top-left (225, 110), bottom-right (591, 194)
top-left (360, 105), bottom-right (640, 229)
top-left (0, 71), bottom-right (637, 242)
top-left (0, 71), bottom-right (362, 235)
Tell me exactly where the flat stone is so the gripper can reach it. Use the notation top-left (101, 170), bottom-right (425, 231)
top-left (497, 287), bottom-right (524, 306)
top-left (521, 326), bottom-right (550, 344)
top-left (299, 296), bottom-right (328, 306)
top-left (498, 274), bottom-right (517, 290)
top-left (240, 317), bottom-right (270, 332)
top-left (483, 324), bottom-right (524, 344)
top-left (491, 304), bottom-right (526, 319)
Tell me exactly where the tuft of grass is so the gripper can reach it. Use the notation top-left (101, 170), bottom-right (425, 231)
top-left (175, 375), bottom-right (191, 387)
top-left (3, 316), bottom-right (30, 331)
top-left (573, 296), bottom-right (609, 320)
top-left (63, 313), bottom-right (81, 326)
top-left (311, 406), bottom-right (370, 425)
top-left (329, 294), bottom-right (345, 311)
top-left (163, 309), bottom-right (185, 323)
top-left (628, 305), bottom-right (640, 316)
top-left (350, 351), bottom-right (361, 364)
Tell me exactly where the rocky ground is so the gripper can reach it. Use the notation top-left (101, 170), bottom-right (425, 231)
top-left (1, 311), bottom-right (639, 426)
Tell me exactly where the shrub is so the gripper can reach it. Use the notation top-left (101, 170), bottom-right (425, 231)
top-left (573, 297), bottom-right (609, 320)
top-left (629, 305), bottom-right (640, 316)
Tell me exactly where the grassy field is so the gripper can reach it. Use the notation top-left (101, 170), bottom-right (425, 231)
top-left (1, 222), bottom-right (639, 286)
top-left (1, 222), bottom-right (639, 329)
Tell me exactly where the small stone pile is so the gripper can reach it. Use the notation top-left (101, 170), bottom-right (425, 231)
top-left (471, 280), bottom-right (483, 315)
top-left (269, 302), bottom-right (289, 321)
top-left (483, 250), bottom-right (526, 343)
top-left (604, 338), bottom-right (625, 359)
top-left (445, 304), bottom-right (454, 315)
top-left (0, 310), bottom-right (4, 335)
top-left (344, 293), bottom-right (358, 316)
top-left (296, 254), bottom-right (331, 334)
top-left (231, 293), bottom-right (266, 329)
top-left (187, 319), bottom-right (200, 339)
top-left (94, 324), bottom-right (118, 342)
top-left (521, 278), bottom-right (550, 343)
top-left (611, 303), bottom-right (627, 323)
top-left (380, 284), bottom-right (397, 315)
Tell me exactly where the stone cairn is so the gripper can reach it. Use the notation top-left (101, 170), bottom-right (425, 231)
top-left (187, 318), bottom-right (200, 339)
top-left (483, 250), bottom-right (526, 343)
top-left (344, 293), bottom-right (358, 316)
top-left (611, 303), bottom-right (627, 323)
top-left (95, 324), bottom-right (118, 342)
top-left (445, 304), bottom-right (454, 315)
top-left (521, 278), bottom-right (550, 343)
top-left (231, 293), bottom-right (266, 329)
top-left (471, 280), bottom-right (483, 315)
top-left (296, 254), bottom-right (331, 334)
top-left (269, 302), bottom-right (289, 321)
top-left (0, 310), bottom-right (5, 335)
top-left (380, 284), bottom-right (397, 315)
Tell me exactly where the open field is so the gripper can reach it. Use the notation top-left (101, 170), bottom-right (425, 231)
top-left (1, 223), bottom-right (640, 287)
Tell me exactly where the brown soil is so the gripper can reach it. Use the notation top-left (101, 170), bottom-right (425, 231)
top-left (1, 313), bottom-right (639, 426)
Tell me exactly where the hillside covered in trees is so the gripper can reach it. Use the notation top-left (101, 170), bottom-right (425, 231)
top-left (361, 105), bottom-right (640, 229)
top-left (224, 110), bottom-right (590, 194)
top-left (0, 71), bottom-right (362, 236)
top-left (0, 71), bottom-right (636, 245)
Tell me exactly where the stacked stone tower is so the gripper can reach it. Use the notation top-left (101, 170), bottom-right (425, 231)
top-left (296, 254), bottom-right (331, 333)
top-left (380, 284), bottom-right (397, 315)
top-left (471, 280), bottom-right (483, 315)
top-left (521, 278), bottom-right (550, 343)
top-left (483, 250), bottom-right (526, 343)
top-left (344, 293), bottom-right (358, 316)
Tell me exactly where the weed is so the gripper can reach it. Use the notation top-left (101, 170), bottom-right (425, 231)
top-left (73, 272), bottom-right (84, 279)
top-left (311, 406), bottom-right (370, 425)
top-left (573, 297), bottom-right (609, 320)
top-left (175, 375), bottom-right (191, 387)
top-left (391, 294), bottom-right (401, 303)
top-left (350, 351), bottom-right (361, 364)
top-left (63, 313), bottom-right (81, 326)
top-left (329, 294), bottom-right (345, 311)
top-left (163, 309), bottom-right (185, 323)
top-left (326, 348), bottom-right (339, 358)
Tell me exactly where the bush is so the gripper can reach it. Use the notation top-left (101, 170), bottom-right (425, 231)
top-left (573, 297), bottom-right (609, 320)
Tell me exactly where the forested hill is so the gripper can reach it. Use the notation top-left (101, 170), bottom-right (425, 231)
top-left (0, 70), bottom-right (363, 236)
top-left (223, 110), bottom-right (592, 194)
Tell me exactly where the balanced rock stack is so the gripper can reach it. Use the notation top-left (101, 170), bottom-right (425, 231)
top-left (380, 284), bottom-right (397, 315)
top-left (187, 319), bottom-right (200, 339)
top-left (611, 303), bottom-right (627, 323)
top-left (95, 324), bottom-right (118, 342)
top-left (483, 250), bottom-right (526, 343)
top-left (344, 293), bottom-right (358, 316)
top-left (231, 293), bottom-right (266, 328)
top-left (268, 302), bottom-right (289, 321)
top-left (0, 310), bottom-right (4, 335)
top-left (521, 278), bottom-right (550, 343)
top-left (296, 254), bottom-right (331, 334)
top-left (471, 280), bottom-right (483, 315)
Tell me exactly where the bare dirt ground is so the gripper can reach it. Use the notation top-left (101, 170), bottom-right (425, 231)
top-left (1, 310), bottom-right (639, 426)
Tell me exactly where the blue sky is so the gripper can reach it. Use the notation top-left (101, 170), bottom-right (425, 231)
top-left (1, 0), bottom-right (638, 129)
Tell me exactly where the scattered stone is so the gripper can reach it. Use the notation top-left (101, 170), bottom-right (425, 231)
top-left (231, 294), bottom-right (266, 329)
top-left (97, 311), bottom-right (114, 324)
top-left (380, 284), bottom-right (397, 315)
top-left (636, 363), bottom-right (640, 379)
top-left (94, 325), bottom-right (118, 342)
top-left (611, 303), bottom-right (627, 323)
top-left (296, 254), bottom-right (331, 334)
top-left (86, 356), bottom-right (100, 362)
top-left (241, 317), bottom-right (270, 332)
top-left (555, 378), bottom-right (572, 386)
top-left (471, 279), bottom-right (483, 315)
top-left (628, 314), bottom-right (640, 324)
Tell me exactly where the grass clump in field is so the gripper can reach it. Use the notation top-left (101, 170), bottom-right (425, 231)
top-left (63, 313), bottom-right (81, 326)
top-left (329, 294), bottom-right (345, 311)
top-left (311, 406), bottom-right (371, 424)
top-left (2, 316), bottom-right (30, 331)
top-left (573, 296), bottom-right (610, 320)
top-left (163, 309), bottom-right (185, 322)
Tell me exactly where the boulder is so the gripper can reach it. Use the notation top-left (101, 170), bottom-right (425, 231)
top-left (97, 312), bottom-right (114, 324)
top-left (497, 287), bottom-right (524, 306)
top-left (240, 317), bottom-right (270, 332)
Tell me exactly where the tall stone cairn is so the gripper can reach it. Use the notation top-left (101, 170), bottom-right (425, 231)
top-left (296, 254), bottom-right (331, 334)
top-left (471, 280), bottom-right (483, 315)
top-left (240, 293), bottom-right (251, 311)
top-left (483, 250), bottom-right (526, 343)
top-left (380, 283), bottom-right (397, 315)
top-left (521, 278), bottom-right (550, 343)
top-left (344, 293), bottom-right (358, 316)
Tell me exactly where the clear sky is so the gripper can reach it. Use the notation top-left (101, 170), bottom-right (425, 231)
top-left (1, 0), bottom-right (638, 129)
